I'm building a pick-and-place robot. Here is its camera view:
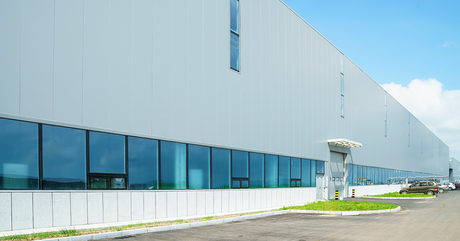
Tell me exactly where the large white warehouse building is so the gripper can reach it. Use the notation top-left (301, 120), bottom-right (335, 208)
top-left (0, 0), bottom-right (449, 232)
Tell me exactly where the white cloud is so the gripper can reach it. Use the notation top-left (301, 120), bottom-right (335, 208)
top-left (442, 41), bottom-right (457, 48)
top-left (381, 79), bottom-right (460, 159)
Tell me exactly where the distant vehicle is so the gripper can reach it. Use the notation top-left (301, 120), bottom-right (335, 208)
top-left (400, 181), bottom-right (438, 195)
top-left (455, 182), bottom-right (460, 190)
top-left (436, 183), bottom-right (448, 193)
top-left (443, 182), bottom-right (455, 191)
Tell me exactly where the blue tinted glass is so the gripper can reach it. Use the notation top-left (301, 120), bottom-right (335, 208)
top-left (265, 155), bottom-right (278, 188)
top-left (160, 141), bottom-right (186, 189)
top-left (291, 158), bottom-right (300, 179)
top-left (301, 159), bottom-right (311, 187)
top-left (212, 148), bottom-right (231, 189)
top-left (128, 137), bottom-right (158, 190)
top-left (230, 33), bottom-right (239, 71)
top-left (357, 165), bottom-right (362, 185)
top-left (188, 145), bottom-right (210, 189)
top-left (230, 0), bottom-right (239, 34)
top-left (43, 125), bottom-right (86, 190)
top-left (316, 161), bottom-right (324, 174)
top-left (349, 164), bottom-right (353, 186)
top-left (0, 118), bottom-right (39, 189)
top-left (241, 180), bottom-right (248, 188)
top-left (367, 167), bottom-right (371, 184)
top-left (232, 150), bottom-right (248, 178)
top-left (279, 156), bottom-right (290, 187)
top-left (311, 161), bottom-right (316, 187)
top-left (250, 153), bottom-right (264, 188)
top-left (353, 165), bottom-right (357, 186)
top-left (232, 180), bottom-right (240, 188)
top-left (89, 131), bottom-right (125, 174)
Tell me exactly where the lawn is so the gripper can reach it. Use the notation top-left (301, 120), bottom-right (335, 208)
top-left (366, 192), bottom-right (433, 198)
top-left (281, 200), bottom-right (398, 211)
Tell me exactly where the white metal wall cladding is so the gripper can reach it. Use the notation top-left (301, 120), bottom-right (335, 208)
top-left (0, 0), bottom-right (449, 174)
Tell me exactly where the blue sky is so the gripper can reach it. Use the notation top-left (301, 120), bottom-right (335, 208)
top-left (283, 0), bottom-right (460, 160)
top-left (282, 0), bottom-right (460, 90)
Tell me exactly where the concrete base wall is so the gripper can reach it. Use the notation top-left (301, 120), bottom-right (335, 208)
top-left (0, 188), bottom-right (317, 232)
top-left (348, 184), bottom-right (406, 197)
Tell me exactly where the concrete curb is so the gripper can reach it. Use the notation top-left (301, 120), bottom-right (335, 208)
top-left (34, 208), bottom-right (399, 240)
top-left (359, 196), bottom-right (436, 200)
top-left (288, 206), bottom-right (401, 216)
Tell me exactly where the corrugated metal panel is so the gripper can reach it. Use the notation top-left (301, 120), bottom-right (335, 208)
top-left (0, 0), bottom-right (449, 175)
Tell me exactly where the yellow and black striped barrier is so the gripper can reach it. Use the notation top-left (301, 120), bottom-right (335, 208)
top-left (352, 189), bottom-right (355, 198)
top-left (335, 190), bottom-right (338, 200)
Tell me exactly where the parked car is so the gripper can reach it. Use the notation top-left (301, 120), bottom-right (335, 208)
top-left (443, 182), bottom-right (455, 191)
top-left (455, 182), bottom-right (460, 190)
top-left (436, 183), bottom-right (448, 193)
top-left (400, 181), bottom-right (438, 195)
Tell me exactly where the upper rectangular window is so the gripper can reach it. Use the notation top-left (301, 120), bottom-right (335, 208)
top-left (43, 125), bottom-right (86, 190)
top-left (265, 154), bottom-right (278, 188)
top-left (128, 136), bottom-right (158, 190)
top-left (279, 156), bottom-right (290, 187)
top-left (249, 153), bottom-right (264, 188)
top-left (230, 0), bottom-right (239, 34)
top-left (160, 141), bottom-right (186, 189)
top-left (232, 150), bottom-right (248, 178)
top-left (230, 0), bottom-right (240, 71)
top-left (188, 145), bottom-right (210, 189)
top-left (301, 159), bottom-right (311, 187)
top-left (89, 131), bottom-right (125, 174)
top-left (0, 118), bottom-right (39, 190)
top-left (212, 147), bottom-right (231, 189)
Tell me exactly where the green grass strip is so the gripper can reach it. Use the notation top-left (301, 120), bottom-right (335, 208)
top-left (0, 210), bottom-right (269, 241)
top-left (281, 200), bottom-right (398, 211)
top-left (366, 192), bottom-right (433, 198)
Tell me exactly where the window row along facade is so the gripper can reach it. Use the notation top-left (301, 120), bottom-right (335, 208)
top-left (0, 117), bottom-right (325, 190)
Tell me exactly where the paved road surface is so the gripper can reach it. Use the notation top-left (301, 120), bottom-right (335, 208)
top-left (101, 191), bottom-right (460, 241)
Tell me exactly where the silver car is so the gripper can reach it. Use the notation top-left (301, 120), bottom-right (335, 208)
top-left (437, 183), bottom-right (448, 193)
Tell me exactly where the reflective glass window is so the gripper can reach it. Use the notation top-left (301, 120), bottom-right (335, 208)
top-left (110, 177), bottom-right (125, 189)
top-left (241, 180), bottom-right (249, 188)
top-left (301, 159), bottom-right (311, 187)
top-left (310, 161), bottom-right (316, 187)
top-left (265, 155), bottom-right (278, 188)
top-left (232, 150), bottom-right (248, 178)
top-left (43, 125), bottom-right (86, 190)
top-left (128, 137), bottom-right (158, 190)
top-left (357, 165), bottom-right (362, 185)
top-left (90, 177), bottom-right (107, 189)
top-left (290, 158), bottom-right (300, 179)
top-left (316, 161), bottom-right (325, 174)
top-left (250, 153), bottom-right (264, 188)
top-left (188, 145), bottom-right (210, 189)
top-left (89, 131), bottom-right (125, 174)
top-left (348, 164), bottom-right (353, 186)
top-left (230, 33), bottom-right (240, 71)
top-left (232, 180), bottom-right (240, 188)
top-left (212, 148), bottom-right (231, 189)
top-left (353, 165), bottom-right (358, 186)
top-left (0, 118), bottom-right (39, 189)
top-left (160, 141), bottom-right (186, 189)
top-left (279, 156), bottom-right (290, 187)
top-left (230, 0), bottom-right (239, 34)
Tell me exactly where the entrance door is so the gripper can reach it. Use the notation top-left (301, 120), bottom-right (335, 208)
top-left (329, 152), bottom-right (345, 200)
top-left (316, 175), bottom-right (324, 200)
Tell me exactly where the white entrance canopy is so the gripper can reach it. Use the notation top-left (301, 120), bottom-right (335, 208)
top-left (327, 138), bottom-right (363, 148)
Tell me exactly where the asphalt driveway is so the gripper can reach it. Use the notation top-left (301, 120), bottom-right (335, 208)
top-left (100, 191), bottom-right (460, 241)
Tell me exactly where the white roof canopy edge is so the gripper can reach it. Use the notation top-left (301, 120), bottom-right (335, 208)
top-left (327, 138), bottom-right (363, 148)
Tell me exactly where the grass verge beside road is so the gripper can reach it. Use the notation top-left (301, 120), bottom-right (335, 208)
top-left (281, 200), bottom-right (398, 211)
top-left (366, 192), bottom-right (433, 198)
